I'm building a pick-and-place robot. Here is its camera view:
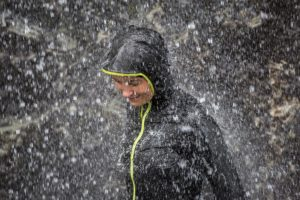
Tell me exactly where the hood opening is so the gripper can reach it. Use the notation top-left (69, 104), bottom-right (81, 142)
top-left (100, 68), bottom-right (155, 96)
top-left (100, 26), bottom-right (174, 110)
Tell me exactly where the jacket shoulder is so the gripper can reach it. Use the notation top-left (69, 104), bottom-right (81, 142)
top-left (172, 89), bottom-right (206, 121)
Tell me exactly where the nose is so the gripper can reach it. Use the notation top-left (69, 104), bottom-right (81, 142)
top-left (122, 89), bottom-right (133, 98)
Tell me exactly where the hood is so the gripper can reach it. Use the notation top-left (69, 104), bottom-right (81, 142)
top-left (100, 25), bottom-right (174, 110)
top-left (100, 26), bottom-right (175, 200)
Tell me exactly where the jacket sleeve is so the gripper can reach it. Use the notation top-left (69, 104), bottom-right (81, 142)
top-left (194, 114), bottom-right (246, 200)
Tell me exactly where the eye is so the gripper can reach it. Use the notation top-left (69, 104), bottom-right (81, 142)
top-left (112, 78), bottom-right (122, 84)
top-left (128, 80), bottom-right (140, 86)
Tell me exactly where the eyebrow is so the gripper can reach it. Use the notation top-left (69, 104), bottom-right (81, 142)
top-left (112, 77), bottom-right (142, 83)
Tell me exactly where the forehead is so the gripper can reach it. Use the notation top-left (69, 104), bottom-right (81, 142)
top-left (112, 76), bottom-right (144, 82)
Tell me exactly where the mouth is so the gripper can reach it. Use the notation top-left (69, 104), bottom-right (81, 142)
top-left (128, 95), bottom-right (140, 101)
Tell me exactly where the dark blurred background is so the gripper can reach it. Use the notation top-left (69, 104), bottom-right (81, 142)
top-left (0, 0), bottom-right (299, 199)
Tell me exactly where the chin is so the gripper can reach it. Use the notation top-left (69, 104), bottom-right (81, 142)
top-left (130, 102), bottom-right (143, 107)
top-left (129, 100), bottom-right (147, 107)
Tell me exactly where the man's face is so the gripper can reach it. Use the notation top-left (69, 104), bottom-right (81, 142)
top-left (112, 76), bottom-right (154, 107)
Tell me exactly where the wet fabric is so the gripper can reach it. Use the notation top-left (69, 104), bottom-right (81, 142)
top-left (122, 89), bottom-right (245, 200)
top-left (101, 26), bottom-right (245, 200)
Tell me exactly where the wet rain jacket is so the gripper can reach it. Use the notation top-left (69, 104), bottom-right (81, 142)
top-left (101, 26), bottom-right (245, 200)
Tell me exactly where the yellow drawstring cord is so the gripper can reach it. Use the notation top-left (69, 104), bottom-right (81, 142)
top-left (130, 102), bottom-right (151, 200)
top-left (140, 105), bottom-right (144, 120)
top-left (100, 68), bottom-right (154, 200)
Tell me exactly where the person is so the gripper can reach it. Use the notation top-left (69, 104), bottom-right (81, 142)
top-left (100, 25), bottom-right (245, 200)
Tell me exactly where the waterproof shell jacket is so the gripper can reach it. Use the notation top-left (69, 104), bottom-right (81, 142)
top-left (101, 26), bottom-right (245, 200)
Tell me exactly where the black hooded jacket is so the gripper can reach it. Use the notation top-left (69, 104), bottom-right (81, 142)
top-left (101, 26), bottom-right (245, 200)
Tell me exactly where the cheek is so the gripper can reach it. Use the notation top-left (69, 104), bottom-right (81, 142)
top-left (114, 83), bottom-right (123, 91)
top-left (141, 87), bottom-right (153, 99)
top-left (136, 85), bottom-right (150, 94)
top-left (146, 90), bottom-right (154, 99)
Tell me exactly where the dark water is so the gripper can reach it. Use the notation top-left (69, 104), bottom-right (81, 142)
top-left (0, 0), bottom-right (299, 199)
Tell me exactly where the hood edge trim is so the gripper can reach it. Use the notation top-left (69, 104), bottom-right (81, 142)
top-left (100, 68), bottom-right (155, 95)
